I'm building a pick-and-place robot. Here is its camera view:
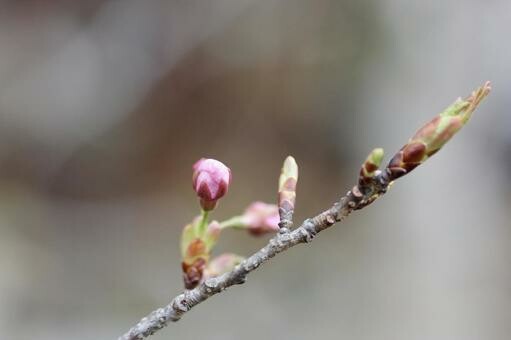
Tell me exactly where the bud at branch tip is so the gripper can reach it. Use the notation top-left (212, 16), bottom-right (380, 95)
top-left (279, 156), bottom-right (298, 192)
top-left (278, 156), bottom-right (298, 229)
top-left (386, 81), bottom-right (491, 180)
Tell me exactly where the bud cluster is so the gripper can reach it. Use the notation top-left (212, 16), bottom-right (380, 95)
top-left (178, 82), bottom-right (490, 290)
top-left (180, 219), bottom-right (221, 289)
top-left (181, 157), bottom-right (286, 289)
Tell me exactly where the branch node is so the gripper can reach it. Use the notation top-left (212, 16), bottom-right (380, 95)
top-left (172, 295), bottom-right (189, 314)
top-left (351, 185), bottom-right (363, 199)
top-left (278, 227), bottom-right (290, 234)
top-left (234, 276), bottom-right (247, 285)
top-left (302, 219), bottom-right (317, 243)
top-left (325, 215), bottom-right (336, 226)
top-left (204, 278), bottom-right (219, 291)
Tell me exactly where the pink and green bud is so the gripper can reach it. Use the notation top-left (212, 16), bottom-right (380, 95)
top-left (387, 81), bottom-right (491, 180)
top-left (204, 253), bottom-right (244, 278)
top-left (181, 235), bottom-right (208, 289)
top-left (359, 148), bottom-right (384, 186)
top-left (192, 158), bottom-right (231, 211)
top-left (241, 201), bottom-right (280, 236)
top-left (278, 156), bottom-right (298, 228)
top-left (180, 219), bottom-right (222, 289)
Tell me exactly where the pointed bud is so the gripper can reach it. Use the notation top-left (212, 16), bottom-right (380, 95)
top-left (204, 253), bottom-right (245, 279)
top-left (359, 148), bottom-right (384, 186)
top-left (192, 158), bottom-right (231, 211)
top-left (278, 156), bottom-right (298, 229)
top-left (241, 201), bottom-right (280, 236)
top-left (387, 81), bottom-right (491, 180)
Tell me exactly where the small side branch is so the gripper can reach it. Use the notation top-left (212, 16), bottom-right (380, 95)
top-left (278, 156), bottom-right (298, 231)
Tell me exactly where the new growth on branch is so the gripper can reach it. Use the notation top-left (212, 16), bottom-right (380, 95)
top-left (119, 81), bottom-right (491, 340)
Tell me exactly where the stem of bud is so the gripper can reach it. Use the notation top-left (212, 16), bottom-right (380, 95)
top-left (218, 216), bottom-right (245, 230)
top-left (196, 210), bottom-right (210, 237)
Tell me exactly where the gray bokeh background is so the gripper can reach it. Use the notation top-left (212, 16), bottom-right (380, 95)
top-left (0, 1), bottom-right (510, 339)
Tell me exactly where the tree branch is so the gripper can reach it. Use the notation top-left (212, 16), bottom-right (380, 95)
top-left (118, 171), bottom-right (392, 340)
top-left (118, 82), bottom-right (490, 340)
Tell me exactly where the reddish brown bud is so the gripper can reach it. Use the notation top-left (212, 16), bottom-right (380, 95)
top-left (386, 82), bottom-right (491, 180)
top-left (182, 258), bottom-right (206, 289)
top-left (402, 142), bottom-right (427, 163)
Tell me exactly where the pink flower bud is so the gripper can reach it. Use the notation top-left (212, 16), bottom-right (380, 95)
top-left (192, 158), bottom-right (231, 211)
top-left (242, 201), bottom-right (280, 236)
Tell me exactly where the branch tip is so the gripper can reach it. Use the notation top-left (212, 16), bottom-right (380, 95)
top-left (386, 81), bottom-right (491, 180)
top-left (278, 156), bottom-right (299, 230)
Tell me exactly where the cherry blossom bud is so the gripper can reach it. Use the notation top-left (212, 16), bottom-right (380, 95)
top-left (242, 201), bottom-right (280, 236)
top-left (278, 156), bottom-right (298, 229)
top-left (192, 158), bottom-right (232, 211)
top-left (387, 81), bottom-right (491, 180)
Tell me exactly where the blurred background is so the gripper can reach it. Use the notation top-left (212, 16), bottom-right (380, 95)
top-left (0, 1), bottom-right (510, 339)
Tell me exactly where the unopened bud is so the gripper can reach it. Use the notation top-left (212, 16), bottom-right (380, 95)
top-left (278, 156), bottom-right (298, 228)
top-left (182, 258), bottom-right (206, 290)
top-left (387, 81), bottom-right (491, 180)
top-left (241, 201), bottom-right (280, 236)
top-left (359, 148), bottom-right (384, 186)
top-left (181, 237), bottom-right (208, 289)
top-left (180, 218), bottom-right (216, 290)
top-left (192, 158), bottom-right (231, 211)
